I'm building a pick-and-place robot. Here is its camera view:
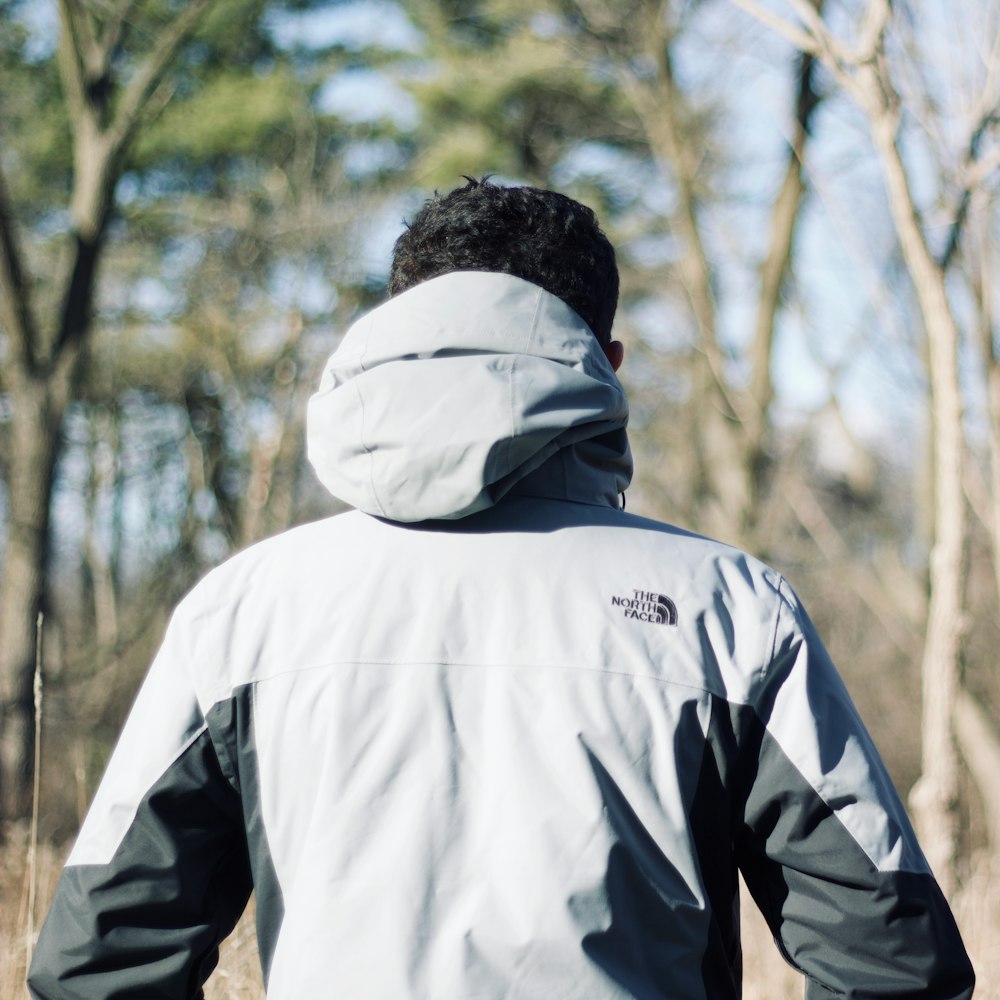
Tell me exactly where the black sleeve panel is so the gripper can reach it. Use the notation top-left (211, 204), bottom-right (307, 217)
top-left (27, 729), bottom-right (253, 1000)
top-left (206, 687), bottom-right (284, 984)
top-left (738, 724), bottom-right (974, 1000)
top-left (736, 586), bottom-right (975, 1000)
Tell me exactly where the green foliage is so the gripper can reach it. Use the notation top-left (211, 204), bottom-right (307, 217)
top-left (131, 67), bottom-right (305, 166)
top-left (0, 13), bottom-right (71, 218)
top-left (404, 2), bottom-right (642, 190)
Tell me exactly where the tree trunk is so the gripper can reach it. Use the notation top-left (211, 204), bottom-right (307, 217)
top-left (0, 0), bottom-right (214, 816)
top-left (84, 405), bottom-right (121, 654)
top-left (0, 366), bottom-right (73, 816)
top-left (616, 0), bottom-right (819, 549)
top-left (727, 0), bottom-right (973, 898)
top-left (856, 61), bottom-right (966, 895)
top-left (954, 689), bottom-right (1000, 858)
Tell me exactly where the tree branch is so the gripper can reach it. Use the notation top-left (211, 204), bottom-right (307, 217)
top-left (955, 688), bottom-right (1000, 855)
top-left (107, 0), bottom-right (215, 156)
top-left (58, 0), bottom-right (101, 75)
top-left (727, 0), bottom-right (873, 97)
top-left (727, 0), bottom-right (821, 56)
top-left (938, 108), bottom-right (999, 270)
top-left (965, 139), bottom-right (1000, 188)
top-left (854, 0), bottom-right (892, 64)
top-left (968, 24), bottom-right (1000, 133)
top-left (0, 160), bottom-right (40, 372)
top-left (55, 0), bottom-right (215, 355)
top-left (97, 0), bottom-right (142, 76)
top-left (784, 0), bottom-right (833, 47)
top-left (56, 0), bottom-right (98, 128)
top-left (54, 233), bottom-right (104, 358)
top-left (747, 33), bottom-right (823, 449)
top-left (967, 189), bottom-right (1000, 608)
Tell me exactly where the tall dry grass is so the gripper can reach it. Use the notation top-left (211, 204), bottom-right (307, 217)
top-left (2, 823), bottom-right (995, 1000)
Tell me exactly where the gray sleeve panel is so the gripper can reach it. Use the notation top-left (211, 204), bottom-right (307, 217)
top-left (27, 729), bottom-right (253, 1000)
top-left (736, 714), bottom-right (975, 999)
top-left (206, 686), bottom-right (284, 985)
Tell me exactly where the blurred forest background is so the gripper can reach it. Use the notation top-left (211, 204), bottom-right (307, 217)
top-left (1, 0), bottom-right (999, 995)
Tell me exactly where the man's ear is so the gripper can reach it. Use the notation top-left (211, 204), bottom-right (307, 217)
top-left (603, 340), bottom-right (624, 373)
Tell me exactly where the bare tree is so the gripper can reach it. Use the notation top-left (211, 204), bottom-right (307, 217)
top-left (0, 0), bottom-right (215, 817)
top-left (499, 0), bottom-right (824, 549)
top-left (728, 0), bottom-right (1000, 892)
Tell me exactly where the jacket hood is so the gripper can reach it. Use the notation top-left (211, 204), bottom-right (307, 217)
top-left (306, 271), bottom-right (632, 522)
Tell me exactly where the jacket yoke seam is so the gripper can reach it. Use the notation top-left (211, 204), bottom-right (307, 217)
top-left (221, 655), bottom-right (750, 707)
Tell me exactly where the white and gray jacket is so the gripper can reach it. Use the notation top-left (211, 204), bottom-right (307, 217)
top-left (29, 272), bottom-right (974, 999)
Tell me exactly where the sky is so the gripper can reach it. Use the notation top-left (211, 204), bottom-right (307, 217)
top-left (25, 0), bottom-right (996, 454)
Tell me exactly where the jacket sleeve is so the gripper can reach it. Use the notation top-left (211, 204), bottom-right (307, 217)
top-left (27, 605), bottom-right (253, 1000)
top-left (736, 580), bottom-right (975, 1000)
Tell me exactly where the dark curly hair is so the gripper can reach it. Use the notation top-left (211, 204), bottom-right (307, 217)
top-left (388, 178), bottom-right (619, 346)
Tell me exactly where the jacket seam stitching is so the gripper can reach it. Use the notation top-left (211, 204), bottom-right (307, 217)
top-left (217, 657), bottom-right (751, 705)
top-left (63, 722), bottom-right (210, 869)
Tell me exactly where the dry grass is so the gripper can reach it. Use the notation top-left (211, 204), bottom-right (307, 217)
top-left (204, 905), bottom-right (267, 1000)
top-left (2, 823), bottom-right (995, 1000)
top-left (1, 825), bottom-right (61, 1000)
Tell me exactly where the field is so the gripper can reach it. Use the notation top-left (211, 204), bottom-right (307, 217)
top-left (2, 821), bottom-right (995, 999)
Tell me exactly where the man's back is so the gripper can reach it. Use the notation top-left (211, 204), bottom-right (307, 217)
top-left (32, 494), bottom-right (970, 999)
top-left (29, 214), bottom-right (974, 999)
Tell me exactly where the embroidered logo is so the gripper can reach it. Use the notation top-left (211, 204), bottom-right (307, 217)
top-left (611, 589), bottom-right (678, 626)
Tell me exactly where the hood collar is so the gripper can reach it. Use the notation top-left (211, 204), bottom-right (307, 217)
top-left (307, 271), bottom-right (631, 522)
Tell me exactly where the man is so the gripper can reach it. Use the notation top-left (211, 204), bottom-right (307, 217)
top-left (29, 178), bottom-right (974, 998)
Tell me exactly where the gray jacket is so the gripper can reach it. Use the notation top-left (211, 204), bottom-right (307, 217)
top-left (29, 272), bottom-right (974, 999)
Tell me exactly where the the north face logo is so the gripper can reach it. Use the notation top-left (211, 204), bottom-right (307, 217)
top-left (611, 589), bottom-right (678, 626)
